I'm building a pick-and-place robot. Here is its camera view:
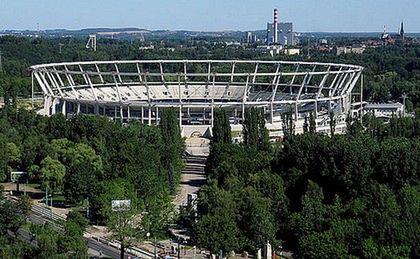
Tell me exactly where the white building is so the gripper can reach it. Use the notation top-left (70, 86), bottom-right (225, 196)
top-left (363, 102), bottom-right (405, 118)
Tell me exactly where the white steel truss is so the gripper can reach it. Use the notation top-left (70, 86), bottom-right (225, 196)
top-left (31, 60), bottom-right (364, 137)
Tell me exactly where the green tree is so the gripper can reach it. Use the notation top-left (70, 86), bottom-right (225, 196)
top-left (16, 195), bottom-right (32, 219)
top-left (0, 193), bottom-right (29, 236)
top-left (0, 135), bottom-right (10, 181)
top-left (291, 181), bottom-right (327, 238)
top-left (107, 202), bottom-right (141, 259)
top-left (362, 184), bottom-right (401, 246)
top-left (243, 108), bottom-right (259, 147)
top-left (90, 178), bottom-right (138, 223)
top-left (194, 182), bottom-right (241, 256)
top-left (63, 143), bottom-right (103, 204)
top-left (237, 187), bottom-right (276, 252)
top-left (212, 108), bottom-right (231, 144)
top-left (309, 112), bottom-right (316, 134)
top-left (329, 110), bottom-right (336, 136)
top-left (251, 171), bottom-right (289, 233)
top-left (243, 107), bottom-right (271, 152)
top-left (6, 142), bottom-right (21, 170)
top-left (59, 211), bottom-right (88, 258)
top-left (298, 230), bottom-right (348, 259)
top-left (397, 185), bottom-right (420, 257)
top-left (34, 225), bottom-right (61, 259)
top-left (39, 156), bottom-right (66, 193)
top-left (142, 192), bottom-right (175, 238)
top-left (362, 238), bottom-right (410, 259)
top-left (303, 115), bottom-right (309, 134)
top-left (282, 107), bottom-right (295, 139)
top-left (160, 108), bottom-right (184, 195)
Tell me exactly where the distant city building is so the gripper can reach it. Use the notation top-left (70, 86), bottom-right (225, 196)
top-left (399, 21), bottom-right (405, 41)
top-left (256, 45), bottom-right (284, 56)
top-left (336, 45), bottom-right (366, 56)
top-left (320, 39), bottom-right (328, 45)
top-left (139, 45), bottom-right (155, 50)
top-left (245, 31), bottom-right (257, 44)
top-left (381, 21), bottom-right (406, 44)
top-left (266, 9), bottom-right (297, 46)
top-left (283, 48), bottom-right (301, 56)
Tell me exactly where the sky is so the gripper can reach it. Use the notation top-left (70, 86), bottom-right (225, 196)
top-left (1, 0), bottom-right (419, 32)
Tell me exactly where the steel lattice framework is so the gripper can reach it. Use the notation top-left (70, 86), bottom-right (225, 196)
top-left (30, 60), bottom-right (364, 138)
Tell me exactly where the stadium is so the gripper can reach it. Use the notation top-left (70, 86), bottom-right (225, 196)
top-left (30, 60), bottom-right (364, 139)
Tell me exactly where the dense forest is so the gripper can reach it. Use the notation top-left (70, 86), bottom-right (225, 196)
top-left (0, 106), bottom-right (184, 257)
top-left (193, 108), bottom-right (420, 258)
top-left (1, 36), bottom-right (420, 109)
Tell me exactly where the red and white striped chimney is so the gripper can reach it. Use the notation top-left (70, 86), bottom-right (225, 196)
top-left (274, 9), bottom-right (279, 43)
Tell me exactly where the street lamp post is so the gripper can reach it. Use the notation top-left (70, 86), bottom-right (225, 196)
top-left (402, 93), bottom-right (408, 117)
top-left (154, 236), bottom-right (157, 259)
top-left (177, 236), bottom-right (181, 259)
top-left (146, 232), bottom-right (157, 259)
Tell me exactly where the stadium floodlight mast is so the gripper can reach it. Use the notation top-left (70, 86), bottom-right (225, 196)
top-left (30, 60), bottom-right (364, 138)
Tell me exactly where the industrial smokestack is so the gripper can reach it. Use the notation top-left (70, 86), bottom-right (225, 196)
top-left (274, 9), bottom-right (279, 44)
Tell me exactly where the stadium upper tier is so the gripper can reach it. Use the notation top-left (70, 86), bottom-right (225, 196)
top-left (30, 60), bottom-right (364, 138)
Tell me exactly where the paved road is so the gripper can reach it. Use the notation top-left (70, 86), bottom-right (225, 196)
top-left (27, 201), bottom-right (153, 258)
top-left (14, 225), bottom-right (125, 259)
top-left (28, 205), bottom-right (123, 258)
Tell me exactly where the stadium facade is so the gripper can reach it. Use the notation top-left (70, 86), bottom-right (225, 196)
top-left (30, 60), bottom-right (364, 138)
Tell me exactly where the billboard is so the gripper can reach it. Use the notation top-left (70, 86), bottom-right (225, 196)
top-left (111, 199), bottom-right (131, 211)
top-left (10, 171), bottom-right (27, 183)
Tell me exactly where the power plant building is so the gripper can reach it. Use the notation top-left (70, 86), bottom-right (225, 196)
top-left (266, 9), bottom-right (297, 46)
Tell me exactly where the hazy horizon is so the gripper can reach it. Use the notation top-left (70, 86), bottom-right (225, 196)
top-left (1, 0), bottom-right (419, 33)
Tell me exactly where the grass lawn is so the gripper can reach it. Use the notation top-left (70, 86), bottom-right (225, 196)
top-left (52, 194), bottom-right (65, 203)
top-left (231, 131), bottom-right (242, 138)
top-left (26, 183), bottom-right (41, 190)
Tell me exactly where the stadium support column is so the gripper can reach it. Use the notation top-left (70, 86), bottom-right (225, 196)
top-left (242, 75), bottom-right (250, 122)
top-left (141, 106), bottom-right (144, 124)
top-left (148, 105), bottom-right (152, 126)
top-left (127, 106), bottom-right (131, 122)
top-left (270, 102), bottom-right (274, 124)
top-left (156, 106), bottom-right (159, 125)
top-left (178, 74), bottom-right (182, 129)
top-left (360, 74), bottom-right (364, 122)
top-left (51, 98), bottom-right (58, 115)
top-left (179, 106), bottom-right (182, 130)
top-left (211, 105), bottom-right (214, 128)
top-left (61, 100), bottom-right (66, 115)
top-left (94, 103), bottom-right (99, 115)
top-left (43, 96), bottom-right (51, 116)
top-left (211, 73), bottom-right (216, 126)
top-left (31, 72), bottom-right (34, 109)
